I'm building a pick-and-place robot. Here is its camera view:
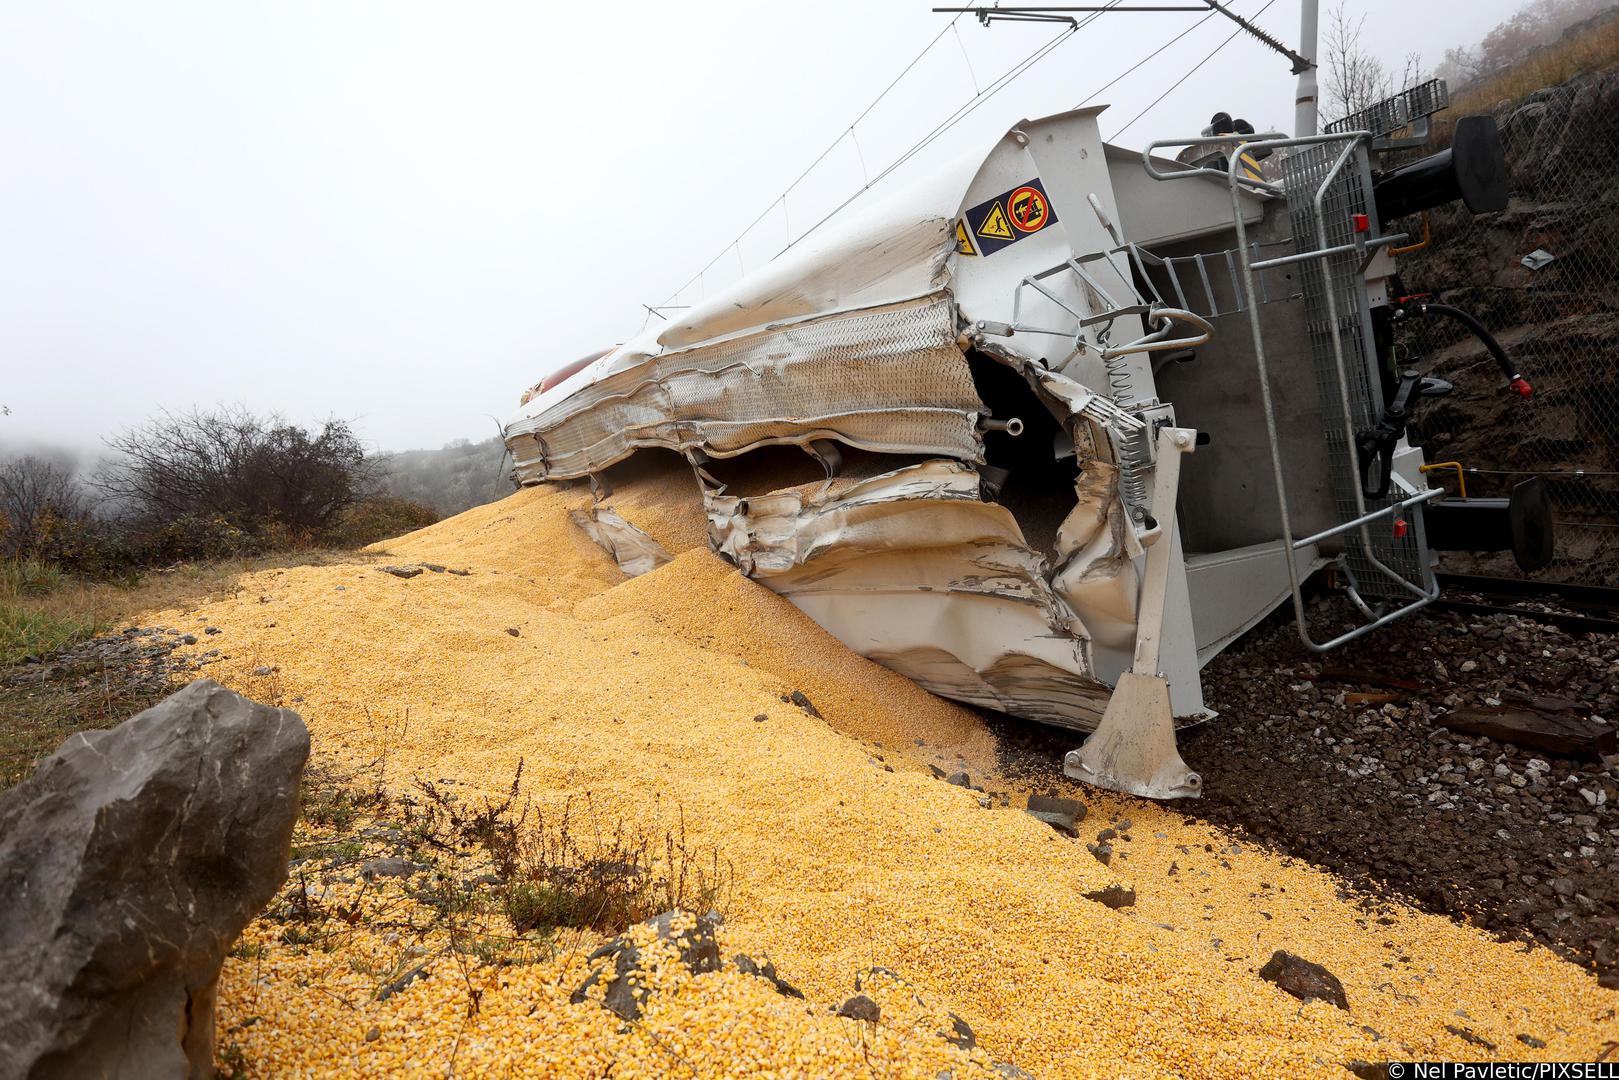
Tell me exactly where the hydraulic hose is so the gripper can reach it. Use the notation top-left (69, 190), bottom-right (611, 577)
top-left (1411, 301), bottom-right (1532, 399)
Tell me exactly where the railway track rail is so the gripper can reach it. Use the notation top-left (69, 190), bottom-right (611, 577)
top-left (1430, 572), bottom-right (1619, 635)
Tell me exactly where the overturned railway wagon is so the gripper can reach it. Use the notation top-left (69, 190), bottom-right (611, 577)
top-left (505, 87), bottom-right (1544, 799)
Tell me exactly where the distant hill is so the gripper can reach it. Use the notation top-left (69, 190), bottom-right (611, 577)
top-left (377, 436), bottom-right (514, 516)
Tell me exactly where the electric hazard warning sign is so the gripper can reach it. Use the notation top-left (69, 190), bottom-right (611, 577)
top-left (958, 177), bottom-right (1059, 257)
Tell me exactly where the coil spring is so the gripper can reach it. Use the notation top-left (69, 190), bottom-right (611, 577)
top-left (1103, 352), bottom-right (1151, 516)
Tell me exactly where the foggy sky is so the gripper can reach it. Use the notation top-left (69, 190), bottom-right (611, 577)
top-left (0, 0), bottom-right (1525, 456)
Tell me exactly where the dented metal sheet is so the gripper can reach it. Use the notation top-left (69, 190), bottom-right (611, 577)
top-left (506, 294), bottom-right (983, 483)
top-left (705, 459), bottom-right (1113, 729)
top-left (568, 506), bottom-right (672, 578)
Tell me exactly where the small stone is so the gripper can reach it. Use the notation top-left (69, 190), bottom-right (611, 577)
top-left (1445, 1025), bottom-right (1496, 1051)
top-left (252, 666), bottom-right (275, 677)
top-left (377, 963), bottom-right (429, 1001)
top-left (753, 713), bottom-right (768, 723)
top-left (946, 772), bottom-right (971, 788)
top-left (1024, 794), bottom-right (1085, 836)
top-left (378, 566), bottom-right (423, 579)
top-left (360, 858), bottom-right (426, 880)
top-left (1257, 950), bottom-right (1348, 1010)
top-left (942, 1013), bottom-right (976, 1049)
top-left (836, 994), bottom-right (880, 1023)
top-left (1516, 1033), bottom-right (1546, 1049)
top-left (788, 690), bottom-right (822, 718)
top-left (505, 627), bottom-right (520, 637)
top-left (365, 1026), bottom-right (381, 1042)
top-left (204, 627), bottom-right (220, 635)
top-left (1083, 885), bottom-right (1137, 909)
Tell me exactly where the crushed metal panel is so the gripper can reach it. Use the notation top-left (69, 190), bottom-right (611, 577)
top-left (506, 294), bottom-right (983, 483)
top-left (569, 506), bottom-right (672, 578)
top-left (705, 459), bottom-right (1113, 730)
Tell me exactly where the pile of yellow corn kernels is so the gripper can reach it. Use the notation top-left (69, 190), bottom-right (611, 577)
top-left (142, 470), bottom-right (1617, 1078)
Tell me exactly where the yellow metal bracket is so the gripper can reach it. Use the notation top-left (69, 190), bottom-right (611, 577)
top-left (1419, 460), bottom-right (1467, 500)
top-left (1390, 213), bottom-right (1432, 256)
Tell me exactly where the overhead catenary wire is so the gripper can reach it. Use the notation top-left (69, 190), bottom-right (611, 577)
top-left (654, 16), bottom-right (967, 310)
top-left (656, 0), bottom-right (1292, 309)
top-left (657, 1), bottom-right (1142, 309)
top-left (778, 16), bottom-right (1095, 258)
top-left (1072, 2), bottom-right (1221, 106)
top-left (1109, 0), bottom-right (1280, 140)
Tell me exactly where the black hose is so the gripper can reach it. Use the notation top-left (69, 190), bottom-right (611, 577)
top-left (1414, 302), bottom-right (1520, 383)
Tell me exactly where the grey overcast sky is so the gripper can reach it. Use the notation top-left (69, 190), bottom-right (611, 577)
top-left (0, 0), bottom-right (1525, 456)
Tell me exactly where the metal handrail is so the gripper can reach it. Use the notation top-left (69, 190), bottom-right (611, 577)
top-left (1141, 136), bottom-right (1285, 196)
top-left (1213, 130), bottom-right (1438, 652)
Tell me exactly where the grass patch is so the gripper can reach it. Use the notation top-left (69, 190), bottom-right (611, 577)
top-left (1445, 19), bottom-right (1619, 124)
top-left (0, 558), bottom-right (64, 598)
top-left (0, 604), bottom-right (103, 665)
top-left (0, 673), bottom-right (176, 789)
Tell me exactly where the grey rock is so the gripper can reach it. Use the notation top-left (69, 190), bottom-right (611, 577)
top-left (1257, 950), bottom-right (1349, 1010)
top-left (993, 1064), bottom-right (1035, 1080)
top-left (377, 565), bottom-right (423, 579)
top-left (732, 954), bottom-right (804, 999)
top-left (836, 994), bottom-right (881, 1023)
top-left (1344, 1063), bottom-right (1389, 1080)
top-left (376, 963), bottom-right (430, 1001)
top-left (1025, 795), bottom-right (1085, 835)
top-left (1515, 1033), bottom-right (1546, 1049)
top-left (1445, 1024), bottom-right (1496, 1052)
top-left (0, 680), bottom-right (308, 1078)
top-left (360, 858), bottom-right (426, 880)
top-left (1083, 885), bottom-right (1137, 909)
top-left (787, 690), bottom-right (822, 719)
top-left (575, 910), bottom-right (723, 1021)
top-left (946, 772), bottom-right (971, 788)
top-left (942, 1013), bottom-right (976, 1049)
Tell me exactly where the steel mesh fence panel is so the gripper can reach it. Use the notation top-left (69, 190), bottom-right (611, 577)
top-left (1395, 72), bottom-right (1619, 586)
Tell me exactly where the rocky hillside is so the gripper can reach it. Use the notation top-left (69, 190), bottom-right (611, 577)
top-left (1401, 66), bottom-right (1619, 581)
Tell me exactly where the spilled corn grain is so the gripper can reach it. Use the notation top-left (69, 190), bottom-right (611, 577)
top-left (139, 476), bottom-right (1617, 1077)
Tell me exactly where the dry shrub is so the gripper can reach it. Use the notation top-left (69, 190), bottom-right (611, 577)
top-left (326, 495), bottom-right (439, 549)
top-left (406, 762), bottom-right (728, 938)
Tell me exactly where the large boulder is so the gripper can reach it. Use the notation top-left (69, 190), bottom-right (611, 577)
top-left (0, 679), bottom-right (309, 1079)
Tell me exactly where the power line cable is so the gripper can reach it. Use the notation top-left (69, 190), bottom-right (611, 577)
top-left (775, 0), bottom-right (1139, 258)
top-left (1073, 3), bottom-right (1220, 106)
top-left (1109, 0), bottom-right (1279, 140)
top-left (656, 16), bottom-right (965, 308)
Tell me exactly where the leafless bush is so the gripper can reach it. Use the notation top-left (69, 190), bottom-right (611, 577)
top-left (1321, 1), bottom-right (1424, 123)
top-left (93, 407), bottom-right (378, 540)
top-left (405, 764), bottom-right (729, 938)
top-left (0, 456), bottom-right (93, 560)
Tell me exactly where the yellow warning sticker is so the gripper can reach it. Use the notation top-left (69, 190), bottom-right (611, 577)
top-left (976, 201), bottom-right (1015, 241)
top-left (955, 220), bottom-right (978, 256)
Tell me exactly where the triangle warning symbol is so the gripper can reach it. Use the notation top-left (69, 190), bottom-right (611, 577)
top-left (977, 202), bottom-right (1014, 241)
top-left (955, 220), bottom-right (978, 256)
